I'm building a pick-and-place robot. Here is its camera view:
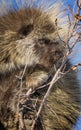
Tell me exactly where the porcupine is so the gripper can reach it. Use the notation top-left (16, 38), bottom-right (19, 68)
top-left (0, 0), bottom-right (80, 130)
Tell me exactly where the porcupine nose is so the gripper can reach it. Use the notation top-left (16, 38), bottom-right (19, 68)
top-left (48, 41), bottom-right (64, 65)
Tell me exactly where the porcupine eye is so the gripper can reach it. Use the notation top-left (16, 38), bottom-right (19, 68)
top-left (19, 24), bottom-right (33, 36)
top-left (38, 38), bottom-right (51, 47)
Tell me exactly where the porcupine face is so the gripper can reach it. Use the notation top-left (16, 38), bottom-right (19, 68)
top-left (0, 8), bottom-right (63, 73)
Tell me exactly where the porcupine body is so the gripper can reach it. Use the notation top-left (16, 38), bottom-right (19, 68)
top-left (0, 0), bottom-right (80, 130)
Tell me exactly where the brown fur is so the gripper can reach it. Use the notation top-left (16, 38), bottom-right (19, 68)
top-left (0, 1), bottom-right (80, 130)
